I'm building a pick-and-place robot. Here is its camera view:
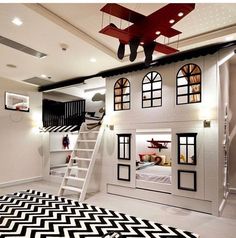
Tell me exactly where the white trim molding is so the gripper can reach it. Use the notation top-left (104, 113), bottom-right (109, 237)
top-left (0, 176), bottom-right (43, 188)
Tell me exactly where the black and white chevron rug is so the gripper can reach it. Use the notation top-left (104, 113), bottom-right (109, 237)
top-left (0, 190), bottom-right (198, 238)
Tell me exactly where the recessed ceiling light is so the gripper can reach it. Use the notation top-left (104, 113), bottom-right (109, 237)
top-left (40, 74), bottom-right (47, 78)
top-left (155, 31), bottom-right (161, 35)
top-left (169, 19), bottom-right (175, 24)
top-left (90, 58), bottom-right (96, 63)
top-left (178, 12), bottom-right (184, 17)
top-left (6, 64), bottom-right (17, 68)
top-left (12, 17), bottom-right (23, 26)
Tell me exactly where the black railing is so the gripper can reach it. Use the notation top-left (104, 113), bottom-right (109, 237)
top-left (43, 99), bottom-right (85, 128)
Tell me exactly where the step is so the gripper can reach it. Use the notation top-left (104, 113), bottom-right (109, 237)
top-left (62, 186), bottom-right (82, 193)
top-left (77, 140), bottom-right (97, 142)
top-left (71, 157), bottom-right (91, 162)
top-left (65, 176), bottom-right (85, 182)
top-left (68, 167), bottom-right (88, 171)
top-left (80, 131), bottom-right (99, 134)
top-left (74, 148), bottom-right (94, 152)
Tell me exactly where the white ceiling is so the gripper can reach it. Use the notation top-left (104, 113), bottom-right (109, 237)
top-left (1, 3), bottom-right (236, 89)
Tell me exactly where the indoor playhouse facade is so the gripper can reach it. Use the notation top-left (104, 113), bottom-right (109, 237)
top-left (100, 43), bottom-right (234, 216)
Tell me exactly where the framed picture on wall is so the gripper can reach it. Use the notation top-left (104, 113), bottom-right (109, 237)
top-left (5, 92), bottom-right (30, 112)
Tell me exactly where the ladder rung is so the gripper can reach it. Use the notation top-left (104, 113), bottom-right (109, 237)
top-left (62, 186), bottom-right (82, 193)
top-left (65, 176), bottom-right (85, 182)
top-left (71, 157), bottom-right (91, 162)
top-left (74, 148), bottom-right (94, 151)
top-left (68, 167), bottom-right (88, 171)
top-left (77, 140), bottom-right (96, 142)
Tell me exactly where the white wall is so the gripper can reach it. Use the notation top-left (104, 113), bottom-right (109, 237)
top-left (0, 77), bottom-right (43, 186)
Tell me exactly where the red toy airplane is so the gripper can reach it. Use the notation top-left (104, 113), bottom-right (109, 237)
top-left (147, 139), bottom-right (171, 152)
top-left (100, 3), bottom-right (195, 65)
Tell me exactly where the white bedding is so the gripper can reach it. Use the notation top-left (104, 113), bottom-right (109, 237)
top-left (136, 165), bottom-right (171, 184)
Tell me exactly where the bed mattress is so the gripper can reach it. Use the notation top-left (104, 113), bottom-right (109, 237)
top-left (136, 165), bottom-right (171, 184)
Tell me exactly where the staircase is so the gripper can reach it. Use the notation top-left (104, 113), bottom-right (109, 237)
top-left (58, 122), bottom-right (104, 202)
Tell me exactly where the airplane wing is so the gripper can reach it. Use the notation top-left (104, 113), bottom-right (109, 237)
top-left (154, 42), bottom-right (179, 54)
top-left (99, 24), bottom-right (130, 43)
top-left (148, 4), bottom-right (195, 27)
top-left (100, 3), bottom-right (145, 24)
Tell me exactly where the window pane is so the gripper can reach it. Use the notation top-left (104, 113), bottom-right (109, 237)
top-left (177, 96), bottom-right (187, 104)
top-left (154, 74), bottom-right (161, 82)
top-left (143, 77), bottom-right (150, 83)
top-left (178, 86), bottom-right (188, 95)
top-left (115, 89), bottom-right (121, 96)
top-left (180, 137), bottom-right (186, 144)
top-left (115, 104), bottom-right (121, 111)
top-left (143, 83), bottom-right (151, 91)
top-left (123, 102), bottom-right (130, 110)
top-left (125, 144), bottom-right (129, 158)
top-left (188, 137), bottom-right (194, 144)
top-left (119, 137), bottom-right (124, 143)
top-left (153, 81), bottom-right (161, 90)
top-left (190, 84), bottom-right (200, 93)
top-left (123, 95), bottom-right (129, 102)
top-left (143, 92), bottom-right (151, 99)
top-left (115, 96), bottom-right (121, 103)
top-left (143, 100), bottom-right (151, 108)
top-left (188, 145), bottom-right (195, 164)
top-left (189, 94), bottom-right (200, 103)
top-left (153, 90), bottom-right (161, 98)
top-left (124, 87), bottom-right (130, 94)
top-left (180, 145), bottom-right (186, 163)
top-left (120, 144), bottom-right (124, 158)
top-left (125, 137), bottom-right (130, 143)
top-left (153, 99), bottom-right (161, 107)
top-left (177, 77), bottom-right (188, 86)
top-left (189, 75), bottom-right (200, 84)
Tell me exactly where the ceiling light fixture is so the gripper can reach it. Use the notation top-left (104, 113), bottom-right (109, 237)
top-left (140, 41), bottom-right (144, 45)
top-left (12, 17), bottom-right (23, 26)
top-left (40, 74), bottom-right (47, 78)
top-left (90, 58), bottom-right (96, 63)
top-left (169, 19), bottom-right (175, 24)
top-left (178, 12), bottom-right (184, 17)
top-left (155, 31), bottom-right (161, 35)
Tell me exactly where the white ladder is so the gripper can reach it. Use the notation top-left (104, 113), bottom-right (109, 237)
top-left (58, 122), bottom-right (104, 202)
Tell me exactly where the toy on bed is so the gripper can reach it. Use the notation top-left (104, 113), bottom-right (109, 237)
top-left (137, 152), bottom-right (171, 169)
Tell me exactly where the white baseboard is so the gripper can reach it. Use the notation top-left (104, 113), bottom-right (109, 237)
top-left (0, 176), bottom-right (43, 188)
top-left (229, 187), bottom-right (236, 194)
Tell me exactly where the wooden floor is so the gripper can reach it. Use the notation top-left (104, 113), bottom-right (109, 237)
top-left (0, 180), bottom-right (236, 238)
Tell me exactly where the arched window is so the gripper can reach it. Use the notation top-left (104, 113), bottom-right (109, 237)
top-left (176, 64), bottom-right (201, 105)
top-left (142, 71), bottom-right (162, 108)
top-left (114, 78), bottom-right (130, 111)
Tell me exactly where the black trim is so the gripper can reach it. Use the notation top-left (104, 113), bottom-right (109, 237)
top-left (178, 170), bottom-right (197, 191)
top-left (117, 164), bottom-right (131, 181)
top-left (142, 71), bottom-right (162, 108)
top-left (38, 41), bottom-right (236, 92)
top-left (117, 134), bottom-right (131, 160)
top-left (114, 78), bottom-right (130, 111)
top-left (176, 63), bottom-right (201, 105)
top-left (177, 133), bottom-right (197, 165)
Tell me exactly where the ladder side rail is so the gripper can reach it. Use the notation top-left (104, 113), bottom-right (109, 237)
top-left (79, 124), bottom-right (105, 202)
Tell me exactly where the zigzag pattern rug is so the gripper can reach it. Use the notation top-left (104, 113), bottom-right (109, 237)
top-left (0, 190), bottom-right (199, 238)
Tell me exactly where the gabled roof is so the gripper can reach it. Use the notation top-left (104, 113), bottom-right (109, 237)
top-left (38, 40), bottom-right (236, 92)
